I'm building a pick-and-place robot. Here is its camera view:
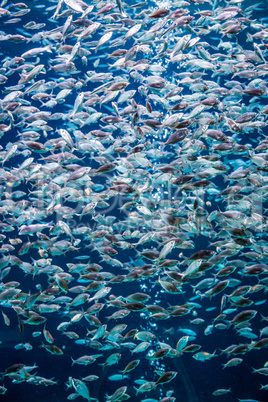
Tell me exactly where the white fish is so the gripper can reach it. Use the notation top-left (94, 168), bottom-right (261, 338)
top-left (2, 144), bottom-right (18, 165)
top-left (124, 24), bottom-right (142, 41)
top-left (66, 42), bottom-right (81, 62)
top-left (58, 129), bottom-right (74, 148)
top-left (64, 0), bottom-right (83, 13)
top-left (159, 240), bottom-right (176, 260)
top-left (77, 22), bottom-right (101, 41)
top-left (22, 45), bottom-right (52, 58)
top-left (88, 287), bottom-right (111, 302)
top-left (2, 91), bottom-right (23, 103)
top-left (62, 15), bottom-right (73, 36)
top-left (70, 92), bottom-right (84, 117)
top-left (95, 32), bottom-right (113, 52)
top-left (184, 259), bottom-right (203, 277)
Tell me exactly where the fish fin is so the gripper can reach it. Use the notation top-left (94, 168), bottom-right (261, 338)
top-left (133, 386), bottom-right (138, 396)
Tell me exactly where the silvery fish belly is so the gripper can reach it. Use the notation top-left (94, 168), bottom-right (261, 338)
top-left (0, 0), bottom-right (267, 402)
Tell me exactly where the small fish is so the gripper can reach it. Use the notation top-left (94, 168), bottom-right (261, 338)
top-left (193, 350), bottom-right (217, 361)
top-left (106, 386), bottom-right (128, 401)
top-left (71, 378), bottom-right (90, 401)
top-left (42, 344), bottom-right (63, 355)
top-left (213, 388), bottom-right (231, 396)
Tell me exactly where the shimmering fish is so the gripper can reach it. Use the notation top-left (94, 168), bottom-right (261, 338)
top-left (0, 1), bottom-right (267, 401)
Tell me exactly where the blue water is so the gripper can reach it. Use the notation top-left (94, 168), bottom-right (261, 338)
top-left (0, 0), bottom-right (268, 401)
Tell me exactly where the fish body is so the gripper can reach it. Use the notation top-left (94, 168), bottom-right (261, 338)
top-left (71, 378), bottom-right (90, 401)
top-left (0, 1), bottom-right (267, 401)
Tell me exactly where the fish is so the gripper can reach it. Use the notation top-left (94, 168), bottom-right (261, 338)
top-left (100, 353), bottom-right (121, 367)
top-left (42, 344), bottom-right (63, 355)
top-left (70, 378), bottom-right (90, 401)
top-left (155, 371), bottom-right (177, 386)
top-left (0, 0), bottom-right (267, 401)
top-left (193, 350), bottom-right (217, 361)
top-left (134, 381), bottom-right (156, 395)
top-left (213, 388), bottom-right (231, 396)
top-left (106, 386), bottom-right (128, 401)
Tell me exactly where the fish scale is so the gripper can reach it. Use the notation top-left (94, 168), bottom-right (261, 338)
top-left (0, 0), bottom-right (267, 401)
